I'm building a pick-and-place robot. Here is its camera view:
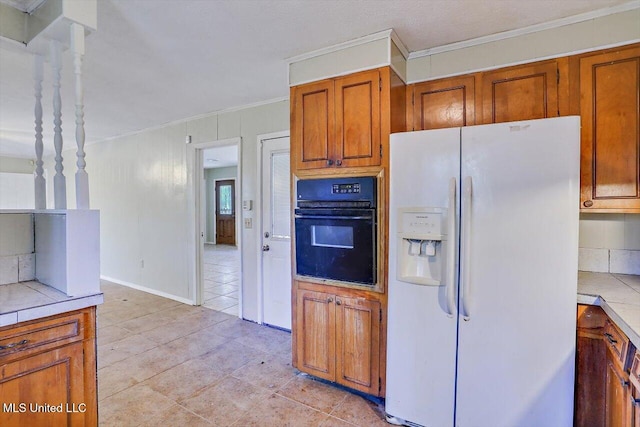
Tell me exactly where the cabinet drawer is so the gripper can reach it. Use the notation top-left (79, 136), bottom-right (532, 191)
top-left (630, 351), bottom-right (640, 391)
top-left (603, 319), bottom-right (632, 369)
top-left (0, 310), bottom-right (87, 361)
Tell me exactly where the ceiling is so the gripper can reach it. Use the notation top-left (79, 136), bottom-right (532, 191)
top-left (0, 0), bottom-right (633, 158)
top-left (203, 145), bottom-right (238, 169)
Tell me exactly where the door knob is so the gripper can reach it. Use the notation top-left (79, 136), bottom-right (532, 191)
top-left (262, 245), bottom-right (270, 251)
top-left (264, 232), bottom-right (270, 238)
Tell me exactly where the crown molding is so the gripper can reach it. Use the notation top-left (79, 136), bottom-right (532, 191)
top-left (286, 29), bottom-right (393, 64)
top-left (408, 0), bottom-right (640, 59)
top-left (390, 29), bottom-right (409, 59)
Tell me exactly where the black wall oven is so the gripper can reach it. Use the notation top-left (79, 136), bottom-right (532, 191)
top-left (294, 177), bottom-right (376, 286)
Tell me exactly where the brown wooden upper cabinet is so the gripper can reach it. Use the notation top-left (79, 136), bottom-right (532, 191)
top-left (410, 75), bottom-right (476, 130)
top-left (575, 45), bottom-right (640, 213)
top-left (291, 69), bottom-right (381, 170)
top-left (480, 60), bottom-right (560, 124)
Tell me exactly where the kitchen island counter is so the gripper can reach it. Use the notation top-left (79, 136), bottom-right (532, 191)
top-left (0, 280), bottom-right (103, 327)
top-left (578, 271), bottom-right (640, 349)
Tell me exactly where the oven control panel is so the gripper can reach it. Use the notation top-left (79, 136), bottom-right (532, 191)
top-left (297, 176), bottom-right (376, 206)
top-left (332, 183), bottom-right (361, 194)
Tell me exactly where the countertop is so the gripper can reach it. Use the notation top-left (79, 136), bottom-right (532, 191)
top-left (578, 271), bottom-right (640, 349)
top-left (0, 281), bottom-right (103, 328)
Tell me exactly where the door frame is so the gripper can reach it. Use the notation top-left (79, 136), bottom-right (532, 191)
top-left (212, 177), bottom-right (237, 245)
top-left (256, 130), bottom-right (290, 325)
top-left (187, 136), bottom-right (242, 314)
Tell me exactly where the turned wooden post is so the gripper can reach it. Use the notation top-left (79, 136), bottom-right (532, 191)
top-left (50, 39), bottom-right (66, 209)
top-left (71, 23), bottom-right (89, 209)
top-left (33, 54), bottom-right (46, 209)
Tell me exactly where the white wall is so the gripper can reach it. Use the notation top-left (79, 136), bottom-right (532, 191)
top-left (0, 156), bottom-right (34, 173)
top-left (45, 100), bottom-right (288, 321)
top-left (205, 166), bottom-right (237, 242)
top-left (0, 156), bottom-right (36, 209)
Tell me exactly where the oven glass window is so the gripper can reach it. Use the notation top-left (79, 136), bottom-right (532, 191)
top-left (311, 225), bottom-right (354, 249)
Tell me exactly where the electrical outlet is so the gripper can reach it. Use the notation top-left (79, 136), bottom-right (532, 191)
top-left (244, 218), bottom-right (252, 229)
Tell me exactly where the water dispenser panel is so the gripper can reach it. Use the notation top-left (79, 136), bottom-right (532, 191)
top-left (401, 211), bottom-right (444, 239)
top-left (397, 208), bottom-right (447, 286)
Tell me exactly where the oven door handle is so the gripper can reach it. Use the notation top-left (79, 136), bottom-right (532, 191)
top-left (294, 214), bottom-right (374, 220)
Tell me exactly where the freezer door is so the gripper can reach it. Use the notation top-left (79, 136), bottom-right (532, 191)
top-left (455, 117), bottom-right (580, 427)
top-left (386, 128), bottom-right (460, 427)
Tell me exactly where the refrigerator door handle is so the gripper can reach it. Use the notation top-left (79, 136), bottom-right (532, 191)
top-left (461, 176), bottom-right (472, 320)
top-left (445, 177), bottom-right (457, 317)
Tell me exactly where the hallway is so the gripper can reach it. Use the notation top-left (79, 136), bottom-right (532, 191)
top-left (203, 244), bottom-right (239, 315)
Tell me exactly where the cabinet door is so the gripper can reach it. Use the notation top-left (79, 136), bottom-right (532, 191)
top-left (606, 357), bottom-right (632, 427)
top-left (335, 70), bottom-right (381, 167)
top-left (295, 290), bottom-right (335, 382)
top-left (411, 75), bottom-right (476, 130)
top-left (292, 80), bottom-right (334, 170)
top-left (481, 61), bottom-right (559, 124)
top-left (0, 342), bottom-right (86, 427)
top-left (579, 46), bottom-right (640, 212)
top-left (576, 334), bottom-right (607, 426)
top-left (335, 296), bottom-right (380, 395)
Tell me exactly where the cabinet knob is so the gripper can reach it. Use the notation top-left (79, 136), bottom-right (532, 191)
top-left (327, 159), bottom-right (334, 166)
top-left (583, 200), bottom-right (593, 207)
top-left (336, 299), bottom-right (342, 305)
top-left (327, 297), bottom-right (333, 303)
top-left (336, 159), bottom-right (342, 166)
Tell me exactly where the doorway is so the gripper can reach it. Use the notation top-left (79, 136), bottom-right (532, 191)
top-left (190, 138), bottom-right (241, 316)
top-left (258, 132), bottom-right (291, 330)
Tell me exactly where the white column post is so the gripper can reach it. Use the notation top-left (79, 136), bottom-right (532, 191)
top-left (50, 39), bottom-right (66, 209)
top-left (34, 54), bottom-right (46, 209)
top-left (71, 23), bottom-right (89, 209)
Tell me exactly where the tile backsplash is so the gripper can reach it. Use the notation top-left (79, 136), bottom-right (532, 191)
top-left (579, 213), bottom-right (640, 275)
top-left (0, 253), bottom-right (35, 285)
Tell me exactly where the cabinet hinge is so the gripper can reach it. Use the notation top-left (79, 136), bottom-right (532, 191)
top-left (557, 69), bottom-right (560, 84)
top-left (379, 145), bottom-right (383, 159)
top-left (411, 92), bottom-right (414, 106)
top-left (379, 308), bottom-right (383, 322)
top-left (378, 378), bottom-right (382, 393)
top-left (379, 78), bottom-right (382, 91)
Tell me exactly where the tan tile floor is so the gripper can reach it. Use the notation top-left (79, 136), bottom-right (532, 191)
top-left (203, 244), bottom-right (240, 315)
top-left (97, 281), bottom-right (388, 426)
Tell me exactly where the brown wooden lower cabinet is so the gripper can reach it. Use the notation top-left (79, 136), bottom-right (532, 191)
top-left (294, 288), bottom-right (382, 396)
top-left (576, 304), bottom-right (607, 426)
top-left (606, 354), bottom-right (632, 427)
top-left (0, 307), bottom-right (98, 427)
top-left (631, 352), bottom-right (640, 426)
top-left (576, 304), bottom-right (637, 427)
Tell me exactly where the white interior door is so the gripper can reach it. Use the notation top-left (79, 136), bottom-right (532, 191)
top-left (261, 136), bottom-right (291, 330)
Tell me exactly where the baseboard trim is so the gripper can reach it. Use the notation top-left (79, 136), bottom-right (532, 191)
top-left (100, 275), bottom-right (195, 305)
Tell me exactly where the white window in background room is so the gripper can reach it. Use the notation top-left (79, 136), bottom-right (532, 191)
top-left (218, 184), bottom-right (233, 215)
top-left (0, 172), bottom-right (35, 209)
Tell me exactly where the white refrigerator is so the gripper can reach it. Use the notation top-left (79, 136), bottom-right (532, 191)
top-left (385, 117), bottom-right (580, 427)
